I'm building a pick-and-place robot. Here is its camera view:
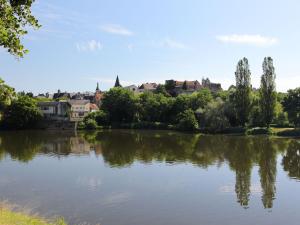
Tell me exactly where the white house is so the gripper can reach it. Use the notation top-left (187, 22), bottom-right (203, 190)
top-left (68, 100), bottom-right (90, 121)
top-left (123, 85), bottom-right (139, 93)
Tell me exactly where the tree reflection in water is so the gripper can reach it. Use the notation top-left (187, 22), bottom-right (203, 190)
top-left (282, 140), bottom-right (300, 179)
top-left (0, 130), bottom-right (296, 209)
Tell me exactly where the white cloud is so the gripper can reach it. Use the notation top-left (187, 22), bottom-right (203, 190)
top-left (162, 38), bottom-right (187, 49)
top-left (216, 34), bottom-right (278, 47)
top-left (76, 40), bottom-right (103, 52)
top-left (100, 24), bottom-right (133, 36)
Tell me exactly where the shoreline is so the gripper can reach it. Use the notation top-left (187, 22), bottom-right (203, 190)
top-left (2, 126), bottom-right (298, 137)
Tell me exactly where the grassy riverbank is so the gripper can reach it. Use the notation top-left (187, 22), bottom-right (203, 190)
top-left (0, 207), bottom-right (67, 225)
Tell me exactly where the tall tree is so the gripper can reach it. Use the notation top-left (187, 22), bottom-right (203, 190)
top-left (101, 88), bottom-right (138, 123)
top-left (0, 0), bottom-right (40, 57)
top-left (235, 57), bottom-right (252, 126)
top-left (165, 79), bottom-right (177, 97)
top-left (154, 84), bottom-right (170, 97)
top-left (114, 75), bottom-right (122, 87)
top-left (260, 57), bottom-right (277, 127)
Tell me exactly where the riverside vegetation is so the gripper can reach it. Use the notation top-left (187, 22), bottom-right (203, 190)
top-left (80, 57), bottom-right (300, 135)
top-left (0, 57), bottom-right (299, 134)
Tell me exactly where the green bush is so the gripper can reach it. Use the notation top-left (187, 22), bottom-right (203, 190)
top-left (273, 112), bottom-right (290, 127)
top-left (84, 119), bottom-right (97, 130)
top-left (101, 88), bottom-right (138, 123)
top-left (95, 111), bottom-right (109, 125)
top-left (139, 92), bottom-right (173, 123)
top-left (283, 88), bottom-right (300, 127)
top-left (200, 98), bottom-right (230, 133)
top-left (84, 110), bottom-right (109, 126)
top-left (249, 106), bottom-right (264, 127)
top-left (176, 109), bottom-right (199, 131)
top-left (2, 95), bottom-right (42, 129)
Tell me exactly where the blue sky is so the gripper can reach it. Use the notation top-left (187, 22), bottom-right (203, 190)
top-left (1, 0), bottom-right (300, 94)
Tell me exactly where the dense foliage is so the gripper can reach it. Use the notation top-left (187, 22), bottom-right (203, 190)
top-left (2, 94), bottom-right (42, 129)
top-left (0, 0), bottom-right (40, 57)
top-left (0, 79), bottom-right (42, 129)
top-left (101, 87), bottom-right (138, 123)
top-left (176, 109), bottom-right (199, 131)
top-left (283, 88), bottom-right (300, 127)
top-left (200, 98), bottom-right (230, 133)
top-left (0, 78), bottom-right (15, 110)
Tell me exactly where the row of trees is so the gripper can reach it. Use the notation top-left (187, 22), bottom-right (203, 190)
top-left (83, 87), bottom-right (210, 131)
top-left (234, 57), bottom-right (277, 127)
top-left (84, 57), bottom-right (300, 132)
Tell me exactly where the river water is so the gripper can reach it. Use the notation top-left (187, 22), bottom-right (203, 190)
top-left (0, 130), bottom-right (299, 225)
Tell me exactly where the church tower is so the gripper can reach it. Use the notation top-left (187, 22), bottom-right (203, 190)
top-left (96, 82), bottom-right (100, 91)
top-left (94, 82), bottom-right (103, 107)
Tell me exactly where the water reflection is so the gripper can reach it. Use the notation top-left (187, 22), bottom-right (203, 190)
top-left (282, 140), bottom-right (300, 179)
top-left (0, 130), bottom-right (297, 210)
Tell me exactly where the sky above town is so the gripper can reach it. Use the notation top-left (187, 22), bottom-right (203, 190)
top-left (1, 0), bottom-right (300, 94)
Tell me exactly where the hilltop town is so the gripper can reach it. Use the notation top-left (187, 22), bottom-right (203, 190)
top-left (1, 57), bottom-right (297, 134)
top-left (35, 77), bottom-right (222, 126)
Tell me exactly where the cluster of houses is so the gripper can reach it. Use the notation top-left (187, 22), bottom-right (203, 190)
top-left (36, 77), bottom-right (222, 124)
top-left (123, 77), bottom-right (222, 94)
top-left (37, 83), bottom-right (103, 123)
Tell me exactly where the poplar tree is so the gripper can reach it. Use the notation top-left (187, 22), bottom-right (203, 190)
top-left (235, 57), bottom-right (252, 126)
top-left (260, 57), bottom-right (276, 127)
